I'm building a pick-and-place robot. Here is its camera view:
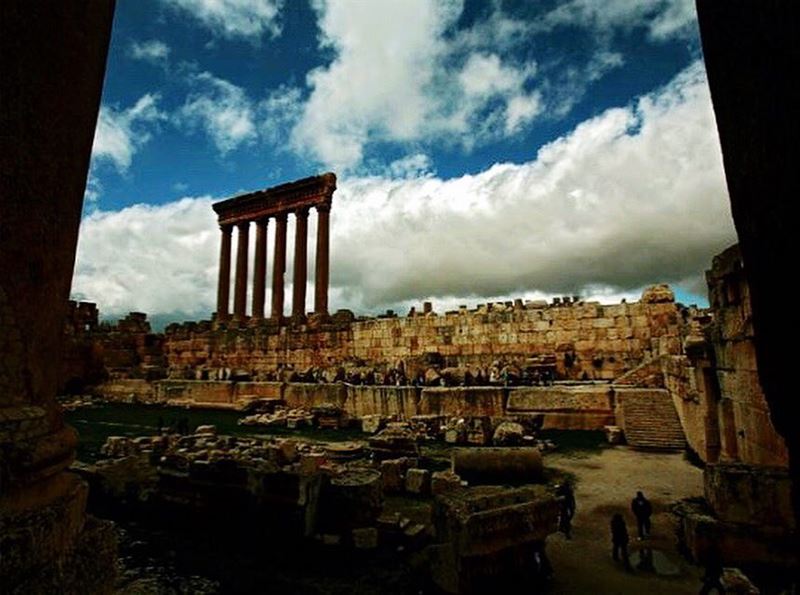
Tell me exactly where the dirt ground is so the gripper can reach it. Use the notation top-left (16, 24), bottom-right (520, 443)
top-left (544, 446), bottom-right (705, 595)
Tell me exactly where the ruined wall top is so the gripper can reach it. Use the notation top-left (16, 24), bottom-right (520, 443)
top-left (212, 172), bottom-right (337, 226)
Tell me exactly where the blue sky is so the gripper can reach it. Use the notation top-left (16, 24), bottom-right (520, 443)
top-left (74, 0), bottom-right (737, 326)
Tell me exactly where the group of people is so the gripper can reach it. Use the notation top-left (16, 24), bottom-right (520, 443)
top-left (555, 485), bottom-right (654, 570)
top-left (558, 487), bottom-right (727, 592)
top-left (611, 491), bottom-right (654, 570)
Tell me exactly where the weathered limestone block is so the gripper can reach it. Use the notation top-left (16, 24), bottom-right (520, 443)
top-left (319, 469), bottom-right (383, 532)
top-left (419, 387), bottom-right (506, 417)
top-left (361, 414), bottom-right (383, 434)
top-left (380, 457), bottom-right (417, 494)
top-left (405, 468), bottom-right (431, 495)
top-left (369, 422), bottom-right (419, 459)
top-left (674, 498), bottom-right (797, 568)
top-left (721, 568), bottom-right (761, 594)
top-left (432, 471), bottom-right (463, 495)
top-left (346, 385), bottom-right (419, 418)
top-left (704, 463), bottom-right (795, 529)
top-left (506, 385), bottom-right (614, 430)
top-left (492, 421), bottom-right (525, 446)
top-left (452, 447), bottom-right (542, 485)
top-left (284, 382), bottom-right (347, 410)
top-left (428, 485), bottom-right (559, 594)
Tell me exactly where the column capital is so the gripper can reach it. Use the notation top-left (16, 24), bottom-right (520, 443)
top-left (295, 206), bottom-right (310, 218)
top-left (220, 224), bottom-right (233, 234)
top-left (316, 202), bottom-right (331, 214)
top-left (236, 220), bottom-right (250, 229)
top-left (274, 211), bottom-right (288, 223)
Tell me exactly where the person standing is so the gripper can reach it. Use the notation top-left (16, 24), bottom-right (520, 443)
top-left (556, 482), bottom-right (576, 539)
top-left (611, 513), bottom-right (632, 571)
top-left (699, 543), bottom-right (726, 594)
top-left (631, 491), bottom-right (653, 539)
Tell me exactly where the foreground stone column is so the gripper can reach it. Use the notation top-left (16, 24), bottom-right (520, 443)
top-left (314, 204), bottom-right (330, 315)
top-left (252, 218), bottom-right (268, 319)
top-left (271, 213), bottom-right (288, 320)
top-left (216, 225), bottom-right (233, 322)
top-left (292, 207), bottom-right (309, 319)
top-left (233, 220), bottom-right (250, 321)
top-left (1, 2), bottom-right (118, 592)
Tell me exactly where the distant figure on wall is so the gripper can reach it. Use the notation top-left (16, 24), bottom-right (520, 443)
top-left (611, 513), bottom-right (632, 571)
top-left (631, 491), bottom-right (653, 539)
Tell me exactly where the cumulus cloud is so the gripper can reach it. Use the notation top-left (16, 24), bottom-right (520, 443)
top-left (177, 72), bottom-right (258, 154)
top-left (129, 39), bottom-right (171, 65)
top-left (290, 0), bottom-right (541, 171)
top-left (159, 0), bottom-right (283, 42)
top-left (329, 61), bottom-right (734, 308)
top-left (91, 94), bottom-right (167, 173)
top-left (539, 0), bottom-right (697, 42)
top-left (73, 197), bottom-right (219, 317)
top-left (72, 61), bottom-right (734, 321)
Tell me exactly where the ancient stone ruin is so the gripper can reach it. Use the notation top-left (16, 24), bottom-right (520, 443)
top-left (3, 1), bottom-right (799, 593)
top-left (212, 172), bottom-right (336, 324)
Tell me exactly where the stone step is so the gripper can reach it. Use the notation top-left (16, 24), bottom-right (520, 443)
top-left (621, 390), bottom-right (686, 451)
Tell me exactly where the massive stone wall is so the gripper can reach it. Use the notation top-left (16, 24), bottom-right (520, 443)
top-left (164, 286), bottom-right (685, 382)
top-left (59, 303), bottom-right (167, 394)
top-left (667, 245), bottom-right (788, 467)
top-left (706, 246), bottom-right (788, 466)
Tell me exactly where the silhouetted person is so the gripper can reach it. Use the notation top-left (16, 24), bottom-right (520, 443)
top-left (611, 513), bottom-right (631, 571)
top-left (556, 482), bottom-right (576, 539)
top-left (699, 543), bottom-right (725, 594)
top-left (631, 491), bottom-right (653, 539)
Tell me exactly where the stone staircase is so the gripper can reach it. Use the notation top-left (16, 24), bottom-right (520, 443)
top-left (620, 389), bottom-right (686, 450)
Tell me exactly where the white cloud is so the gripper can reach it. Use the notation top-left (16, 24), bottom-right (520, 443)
top-left (649, 0), bottom-right (697, 41)
top-left (129, 39), bottom-right (171, 65)
top-left (386, 154), bottom-right (435, 179)
top-left (258, 84), bottom-right (303, 146)
top-left (539, 0), bottom-right (697, 41)
top-left (326, 61), bottom-right (734, 308)
top-left (290, 0), bottom-right (541, 172)
top-left (73, 197), bottom-right (219, 317)
top-left (91, 94), bottom-right (166, 173)
top-left (73, 61), bottom-right (734, 320)
top-left (159, 0), bottom-right (283, 42)
top-left (178, 72), bottom-right (257, 154)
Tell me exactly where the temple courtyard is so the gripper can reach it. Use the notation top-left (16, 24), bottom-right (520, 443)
top-left (547, 447), bottom-right (704, 595)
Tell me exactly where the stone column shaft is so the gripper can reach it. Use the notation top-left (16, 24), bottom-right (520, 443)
top-left (271, 213), bottom-right (288, 319)
top-left (252, 219), bottom-right (268, 319)
top-left (216, 225), bottom-right (233, 321)
top-left (314, 204), bottom-right (330, 315)
top-left (292, 208), bottom-right (309, 318)
top-left (233, 221), bottom-right (249, 320)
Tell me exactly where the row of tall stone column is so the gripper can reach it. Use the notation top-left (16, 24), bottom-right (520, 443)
top-left (216, 204), bottom-right (330, 322)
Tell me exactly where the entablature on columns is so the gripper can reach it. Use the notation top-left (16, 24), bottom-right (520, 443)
top-left (212, 172), bottom-right (336, 225)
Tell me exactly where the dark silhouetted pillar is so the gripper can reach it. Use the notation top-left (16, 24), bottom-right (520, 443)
top-left (697, 0), bottom-right (800, 520)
